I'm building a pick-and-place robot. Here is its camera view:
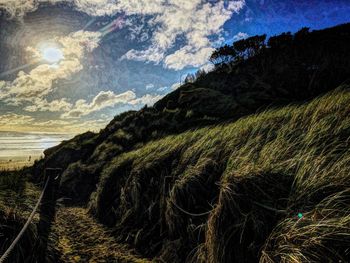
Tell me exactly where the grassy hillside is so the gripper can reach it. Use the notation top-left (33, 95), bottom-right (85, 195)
top-left (88, 84), bottom-right (350, 262)
top-left (21, 23), bottom-right (350, 262)
top-left (155, 23), bottom-right (350, 112)
top-left (29, 23), bottom-right (350, 205)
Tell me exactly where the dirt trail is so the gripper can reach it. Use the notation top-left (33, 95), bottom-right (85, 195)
top-left (50, 207), bottom-right (151, 263)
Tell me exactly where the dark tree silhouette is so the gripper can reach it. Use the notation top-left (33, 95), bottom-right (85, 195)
top-left (233, 34), bottom-right (266, 59)
top-left (210, 44), bottom-right (237, 65)
top-left (267, 32), bottom-right (293, 49)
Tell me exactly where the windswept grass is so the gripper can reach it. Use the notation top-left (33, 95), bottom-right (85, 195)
top-left (89, 84), bottom-right (350, 262)
top-left (0, 171), bottom-right (41, 263)
top-left (0, 170), bottom-right (24, 193)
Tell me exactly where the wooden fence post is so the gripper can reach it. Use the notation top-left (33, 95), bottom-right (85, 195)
top-left (37, 168), bottom-right (62, 263)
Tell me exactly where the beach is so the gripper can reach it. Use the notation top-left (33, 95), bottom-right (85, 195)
top-left (0, 159), bottom-right (35, 171)
top-left (0, 131), bottom-right (72, 170)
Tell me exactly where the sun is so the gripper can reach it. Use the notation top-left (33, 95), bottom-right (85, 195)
top-left (41, 47), bottom-right (64, 63)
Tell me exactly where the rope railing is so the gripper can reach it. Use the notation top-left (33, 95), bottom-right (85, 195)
top-left (0, 176), bottom-right (50, 263)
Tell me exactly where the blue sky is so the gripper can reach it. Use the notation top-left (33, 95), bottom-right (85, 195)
top-left (0, 0), bottom-right (349, 133)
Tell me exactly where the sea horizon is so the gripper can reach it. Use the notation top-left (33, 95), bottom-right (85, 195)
top-left (0, 130), bottom-right (73, 163)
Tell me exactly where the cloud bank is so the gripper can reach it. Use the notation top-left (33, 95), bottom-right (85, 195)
top-left (61, 90), bottom-right (163, 119)
top-left (120, 0), bottom-right (245, 70)
top-left (0, 112), bottom-right (34, 126)
top-left (0, 0), bottom-right (245, 70)
top-left (0, 112), bottom-right (110, 133)
top-left (0, 0), bottom-right (245, 133)
top-left (61, 90), bottom-right (136, 118)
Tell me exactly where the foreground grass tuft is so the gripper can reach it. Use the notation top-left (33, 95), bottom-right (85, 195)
top-left (0, 171), bottom-right (41, 262)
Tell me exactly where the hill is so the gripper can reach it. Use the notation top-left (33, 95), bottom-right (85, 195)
top-left (30, 23), bottom-right (350, 203)
top-left (18, 23), bottom-right (350, 262)
top-left (86, 85), bottom-right (350, 262)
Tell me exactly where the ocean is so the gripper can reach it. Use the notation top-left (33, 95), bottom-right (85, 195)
top-left (0, 131), bottom-right (72, 163)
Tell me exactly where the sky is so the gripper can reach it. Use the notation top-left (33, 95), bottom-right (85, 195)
top-left (0, 0), bottom-right (349, 134)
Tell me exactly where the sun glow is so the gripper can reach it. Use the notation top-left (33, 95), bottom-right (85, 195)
top-left (41, 47), bottom-right (64, 63)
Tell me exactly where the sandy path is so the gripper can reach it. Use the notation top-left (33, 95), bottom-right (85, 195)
top-left (50, 207), bottom-right (151, 263)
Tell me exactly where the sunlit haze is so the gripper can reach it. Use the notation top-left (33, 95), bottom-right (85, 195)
top-left (41, 47), bottom-right (64, 63)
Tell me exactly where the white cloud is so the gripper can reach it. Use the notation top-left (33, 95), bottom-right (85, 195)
top-left (164, 46), bottom-right (215, 70)
top-left (73, 0), bottom-right (122, 16)
top-left (0, 0), bottom-right (245, 133)
top-left (157, 86), bottom-right (169, 92)
top-left (60, 90), bottom-right (162, 119)
top-left (129, 94), bottom-right (163, 106)
top-left (122, 46), bottom-right (165, 64)
top-left (24, 98), bottom-right (72, 112)
top-left (103, 0), bottom-right (166, 16)
top-left (0, 30), bottom-right (101, 106)
top-left (119, 0), bottom-right (245, 69)
top-left (171, 82), bottom-right (181, 90)
top-left (233, 32), bottom-right (249, 42)
top-left (61, 90), bottom-right (136, 118)
top-left (200, 63), bottom-right (215, 73)
top-left (64, 118), bottom-right (112, 132)
top-left (0, 113), bottom-right (34, 125)
top-left (0, 0), bottom-right (115, 17)
top-left (0, 0), bottom-right (38, 18)
top-left (32, 119), bottom-right (72, 126)
top-left (0, 0), bottom-right (165, 18)
top-left (32, 118), bottom-right (109, 132)
top-left (146, 84), bottom-right (155, 90)
top-left (0, 1), bottom-right (245, 70)
top-left (0, 113), bottom-right (110, 133)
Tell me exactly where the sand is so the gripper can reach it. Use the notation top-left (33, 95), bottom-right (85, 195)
top-left (0, 160), bottom-right (35, 171)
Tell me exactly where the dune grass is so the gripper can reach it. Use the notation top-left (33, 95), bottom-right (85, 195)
top-left (0, 171), bottom-right (41, 263)
top-left (88, 84), bottom-right (350, 262)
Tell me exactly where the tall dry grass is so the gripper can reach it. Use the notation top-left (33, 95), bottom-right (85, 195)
top-left (89, 84), bottom-right (350, 262)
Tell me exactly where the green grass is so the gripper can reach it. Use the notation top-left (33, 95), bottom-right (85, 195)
top-left (89, 84), bottom-right (350, 262)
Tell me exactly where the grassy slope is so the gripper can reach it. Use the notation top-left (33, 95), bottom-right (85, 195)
top-left (0, 171), bottom-right (41, 262)
top-left (31, 24), bottom-right (350, 205)
top-left (89, 84), bottom-right (350, 262)
top-left (24, 24), bottom-right (350, 262)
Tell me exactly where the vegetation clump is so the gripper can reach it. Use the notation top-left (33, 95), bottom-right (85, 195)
top-left (0, 171), bottom-right (41, 262)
